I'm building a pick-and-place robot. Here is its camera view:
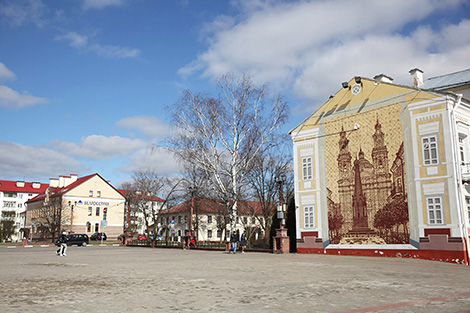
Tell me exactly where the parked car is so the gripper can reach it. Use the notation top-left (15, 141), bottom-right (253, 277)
top-left (90, 232), bottom-right (107, 241)
top-left (66, 234), bottom-right (89, 246)
top-left (137, 234), bottom-right (147, 240)
top-left (148, 234), bottom-right (164, 241)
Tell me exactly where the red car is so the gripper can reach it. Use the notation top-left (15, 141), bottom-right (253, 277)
top-left (137, 234), bottom-right (147, 240)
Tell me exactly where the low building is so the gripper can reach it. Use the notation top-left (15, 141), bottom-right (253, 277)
top-left (0, 180), bottom-right (48, 241)
top-left (290, 68), bottom-right (470, 263)
top-left (159, 198), bottom-right (268, 243)
top-left (118, 189), bottom-right (165, 237)
top-left (25, 174), bottom-right (125, 241)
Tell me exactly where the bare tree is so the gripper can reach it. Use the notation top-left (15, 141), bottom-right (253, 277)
top-left (0, 210), bottom-right (16, 240)
top-left (246, 151), bottom-right (293, 240)
top-left (168, 73), bottom-right (288, 233)
top-left (131, 169), bottom-right (181, 246)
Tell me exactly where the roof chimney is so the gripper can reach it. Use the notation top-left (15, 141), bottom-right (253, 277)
top-left (409, 68), bottom-right (423, 87)
top-left (373, 74), bottom-right (393, 83)
top-left (16, 181), bottom-right (25, 187)
top-left (50, 178), bottom-right (59, 188)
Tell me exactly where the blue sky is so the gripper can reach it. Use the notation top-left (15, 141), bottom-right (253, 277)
top-left (1, 0), bottom-right (469, 187)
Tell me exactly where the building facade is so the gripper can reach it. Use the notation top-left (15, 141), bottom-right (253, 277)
top-left (159, 198), bottom-right (267, 243)
top-left (25, 174), bottom-right (125, 241)
top-left (290, 69), bottom-right (470, 263)
top-left (0, 180), bottom-right (48, 241)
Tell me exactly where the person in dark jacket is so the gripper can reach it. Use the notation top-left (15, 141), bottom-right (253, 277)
top-left (57, 231), bottom-right (67, 256)
top-left (240, 232), bottom-right (247, 254)
top-left (229, 231), bottom-right (238, 254)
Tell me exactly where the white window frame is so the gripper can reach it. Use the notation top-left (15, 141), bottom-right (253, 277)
top-left (459, 135), bottom-right (467, 164)
top-left (426, 196), bottom-right (443, 225)
top-left (422, 135), bottom-right (439, 166)
top-left (302, 157), bottom-right (312, 180)
top-left (304, 206), bottom-right (315, 228)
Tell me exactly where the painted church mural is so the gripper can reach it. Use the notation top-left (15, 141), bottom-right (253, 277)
top-left (324, 103), bottom-right (409, 244)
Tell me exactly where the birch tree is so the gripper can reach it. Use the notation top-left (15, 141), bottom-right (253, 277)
top-left (169, 73), bottom-right (288, 233)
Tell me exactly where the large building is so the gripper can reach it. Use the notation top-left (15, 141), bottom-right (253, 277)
top-left (0, 180), bottom-right (48, 241)
top-left (25, 174), bottom-right (125, 241)
top-left (290, 68), bottom-right (470, 263)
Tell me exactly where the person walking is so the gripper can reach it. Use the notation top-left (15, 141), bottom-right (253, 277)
top-left (240, 232), bottom-right (247, 253)
top-left (229, 231), bottom-right (238, 254)
top-left (57, 230), bottom-right (67, 256)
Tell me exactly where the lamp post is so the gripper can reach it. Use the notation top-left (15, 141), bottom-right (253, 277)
top-left (275, 174), bottom-right (287, 229)
top-left (188, 186), bottom-right (196, 239)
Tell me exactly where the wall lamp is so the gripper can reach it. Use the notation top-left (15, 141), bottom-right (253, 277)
top-left (355, 76), bottom-right (362, 84)
top-left (342, 82), bottom-right (349, 89)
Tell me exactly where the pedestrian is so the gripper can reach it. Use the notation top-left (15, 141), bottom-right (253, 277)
top-left (240, 232), bottom-right (247, 253)
top-left (57, 230), bottom-right (67, 256)
top-left (229, 231), bottom-right (238, 254)
top-left (190, 237), bottom-right (196, 248)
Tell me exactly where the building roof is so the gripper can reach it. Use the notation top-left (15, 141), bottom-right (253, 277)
top-left (26, 173), bottom-right (121, 204)
top-left (117, 189), bottom-right (164, 202)
top-left (163, 198), bottom-right (270, 215)
top-left (0, 180), bottom-right (48, 194)
top-left (420, 68), bottom-right (470, 90)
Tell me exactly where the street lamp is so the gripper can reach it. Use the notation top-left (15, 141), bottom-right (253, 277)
top-left (188, 186), bottom-right (197, 239)
top-left (275, 174), bottom-right (287, 229)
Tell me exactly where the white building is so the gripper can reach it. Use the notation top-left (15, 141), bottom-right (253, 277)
top-left (0, 180), bottom-right (48, 241)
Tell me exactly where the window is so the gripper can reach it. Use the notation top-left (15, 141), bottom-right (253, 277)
top-left (103, 208), bottom-right (107, 220)
top-left (87, 222), bottom-right (91, 232)
top-left (96, 207), bottom-right (100, 216)
top-left (422, 136), bottom-right (438, 165)
top-left (178, 230), bottom-right (181, 236)
top-left (427, 197), bottom-right (443, 224)
top-left (459, 136), bottom-right (467, 164)
top-left (4, 201), bottom-right (15, 208)
top-left (18, 203), bottom-right (22, 208)
top-left (89, 190), bottom-right (93, 197)
top-left (88, 207), bottom-right (92, 216)
top-left (304, 206), bottom-right (315, 228)
top-left (178, 216), bottom-right (182, 223)
top-left (243, 217), bottom-right (248, 224)
top-left (208, 229), bottom-right (212, 238)
top-left (207, 215), bottom-right (212, 223)
top-left (302, 157), bottom-right (312, 180)
top-left (94, 223), bottom-right (99, 232)
top-left (97, 190), bottom-right (101, 197)
top-left (217, 230), bottom-right (222, 238)
top-left (466, 197), bottom-right (470, 224)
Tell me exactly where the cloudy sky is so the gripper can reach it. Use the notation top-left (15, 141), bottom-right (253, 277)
top-left (1, 0), bottom-right (469, 186)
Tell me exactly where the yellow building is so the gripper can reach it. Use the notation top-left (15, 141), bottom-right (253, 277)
top-left (290, 69), bottom-right (470, 263)
top-left (25, 173), bottom-right (125, 241)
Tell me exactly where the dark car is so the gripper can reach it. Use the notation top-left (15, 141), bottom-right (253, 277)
top-left (148, 234), bottom-right (164, 241)
top-left (66, 234), bottom-right (89, 246)
top-left (90, 232), bottom-right (107, 241)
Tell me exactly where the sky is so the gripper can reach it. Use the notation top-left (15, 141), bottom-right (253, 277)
top-left (1, 0), bottom-right (469, 187)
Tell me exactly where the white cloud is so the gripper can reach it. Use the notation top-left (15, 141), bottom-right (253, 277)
top-left (0, 0), bottom-right (48, 28)
top-left (119, 146), bottom-right (182, 176)
top-left (181, 0), bottom-right (469, 111)
top-left (0, 63), bottom-right (16, 81)
top-left (46, 135), bottom-right (148, 160)
top-left (56, 32), bottom-right (89, 48)
top-left (56, 31), bottom-right (140, 59)
top-left (0, 85), bottom-right (48, 109)
top-left (82, 0), bottom-right (125, 10)
top-left (116, 116), bottom-right (171, 138)
top-left (89, 43), bottom-right (140, 59)
top-left (0, 141), bottom-right (85, 180)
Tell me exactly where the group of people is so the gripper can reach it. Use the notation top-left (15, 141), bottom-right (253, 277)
top-left (228, 231), bottom-right (247, 254)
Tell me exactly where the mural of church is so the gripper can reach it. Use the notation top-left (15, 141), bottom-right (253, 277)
top-left (290, 69), bottom-right (470, 263)
top-left (326, 112), bottom-right (408, 244)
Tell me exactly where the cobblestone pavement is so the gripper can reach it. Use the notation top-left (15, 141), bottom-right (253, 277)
top-left (1, 245), bottom-right (470, 313)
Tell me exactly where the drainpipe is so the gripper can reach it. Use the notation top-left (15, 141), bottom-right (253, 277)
top-left (449, 94), bottom-right (469, 265)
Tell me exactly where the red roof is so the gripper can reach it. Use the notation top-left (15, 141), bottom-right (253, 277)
top-left (117, 189), bottom-right (164, 202)
top-left (0, 180), bottom-right (48, 194)
top-left (164, 198), bottom-right (270, 215)
top-left (26, 173), bottom-right (123, 204)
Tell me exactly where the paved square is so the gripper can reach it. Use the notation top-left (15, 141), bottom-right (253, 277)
top-left (1, 246), bottom-right (470, 312)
